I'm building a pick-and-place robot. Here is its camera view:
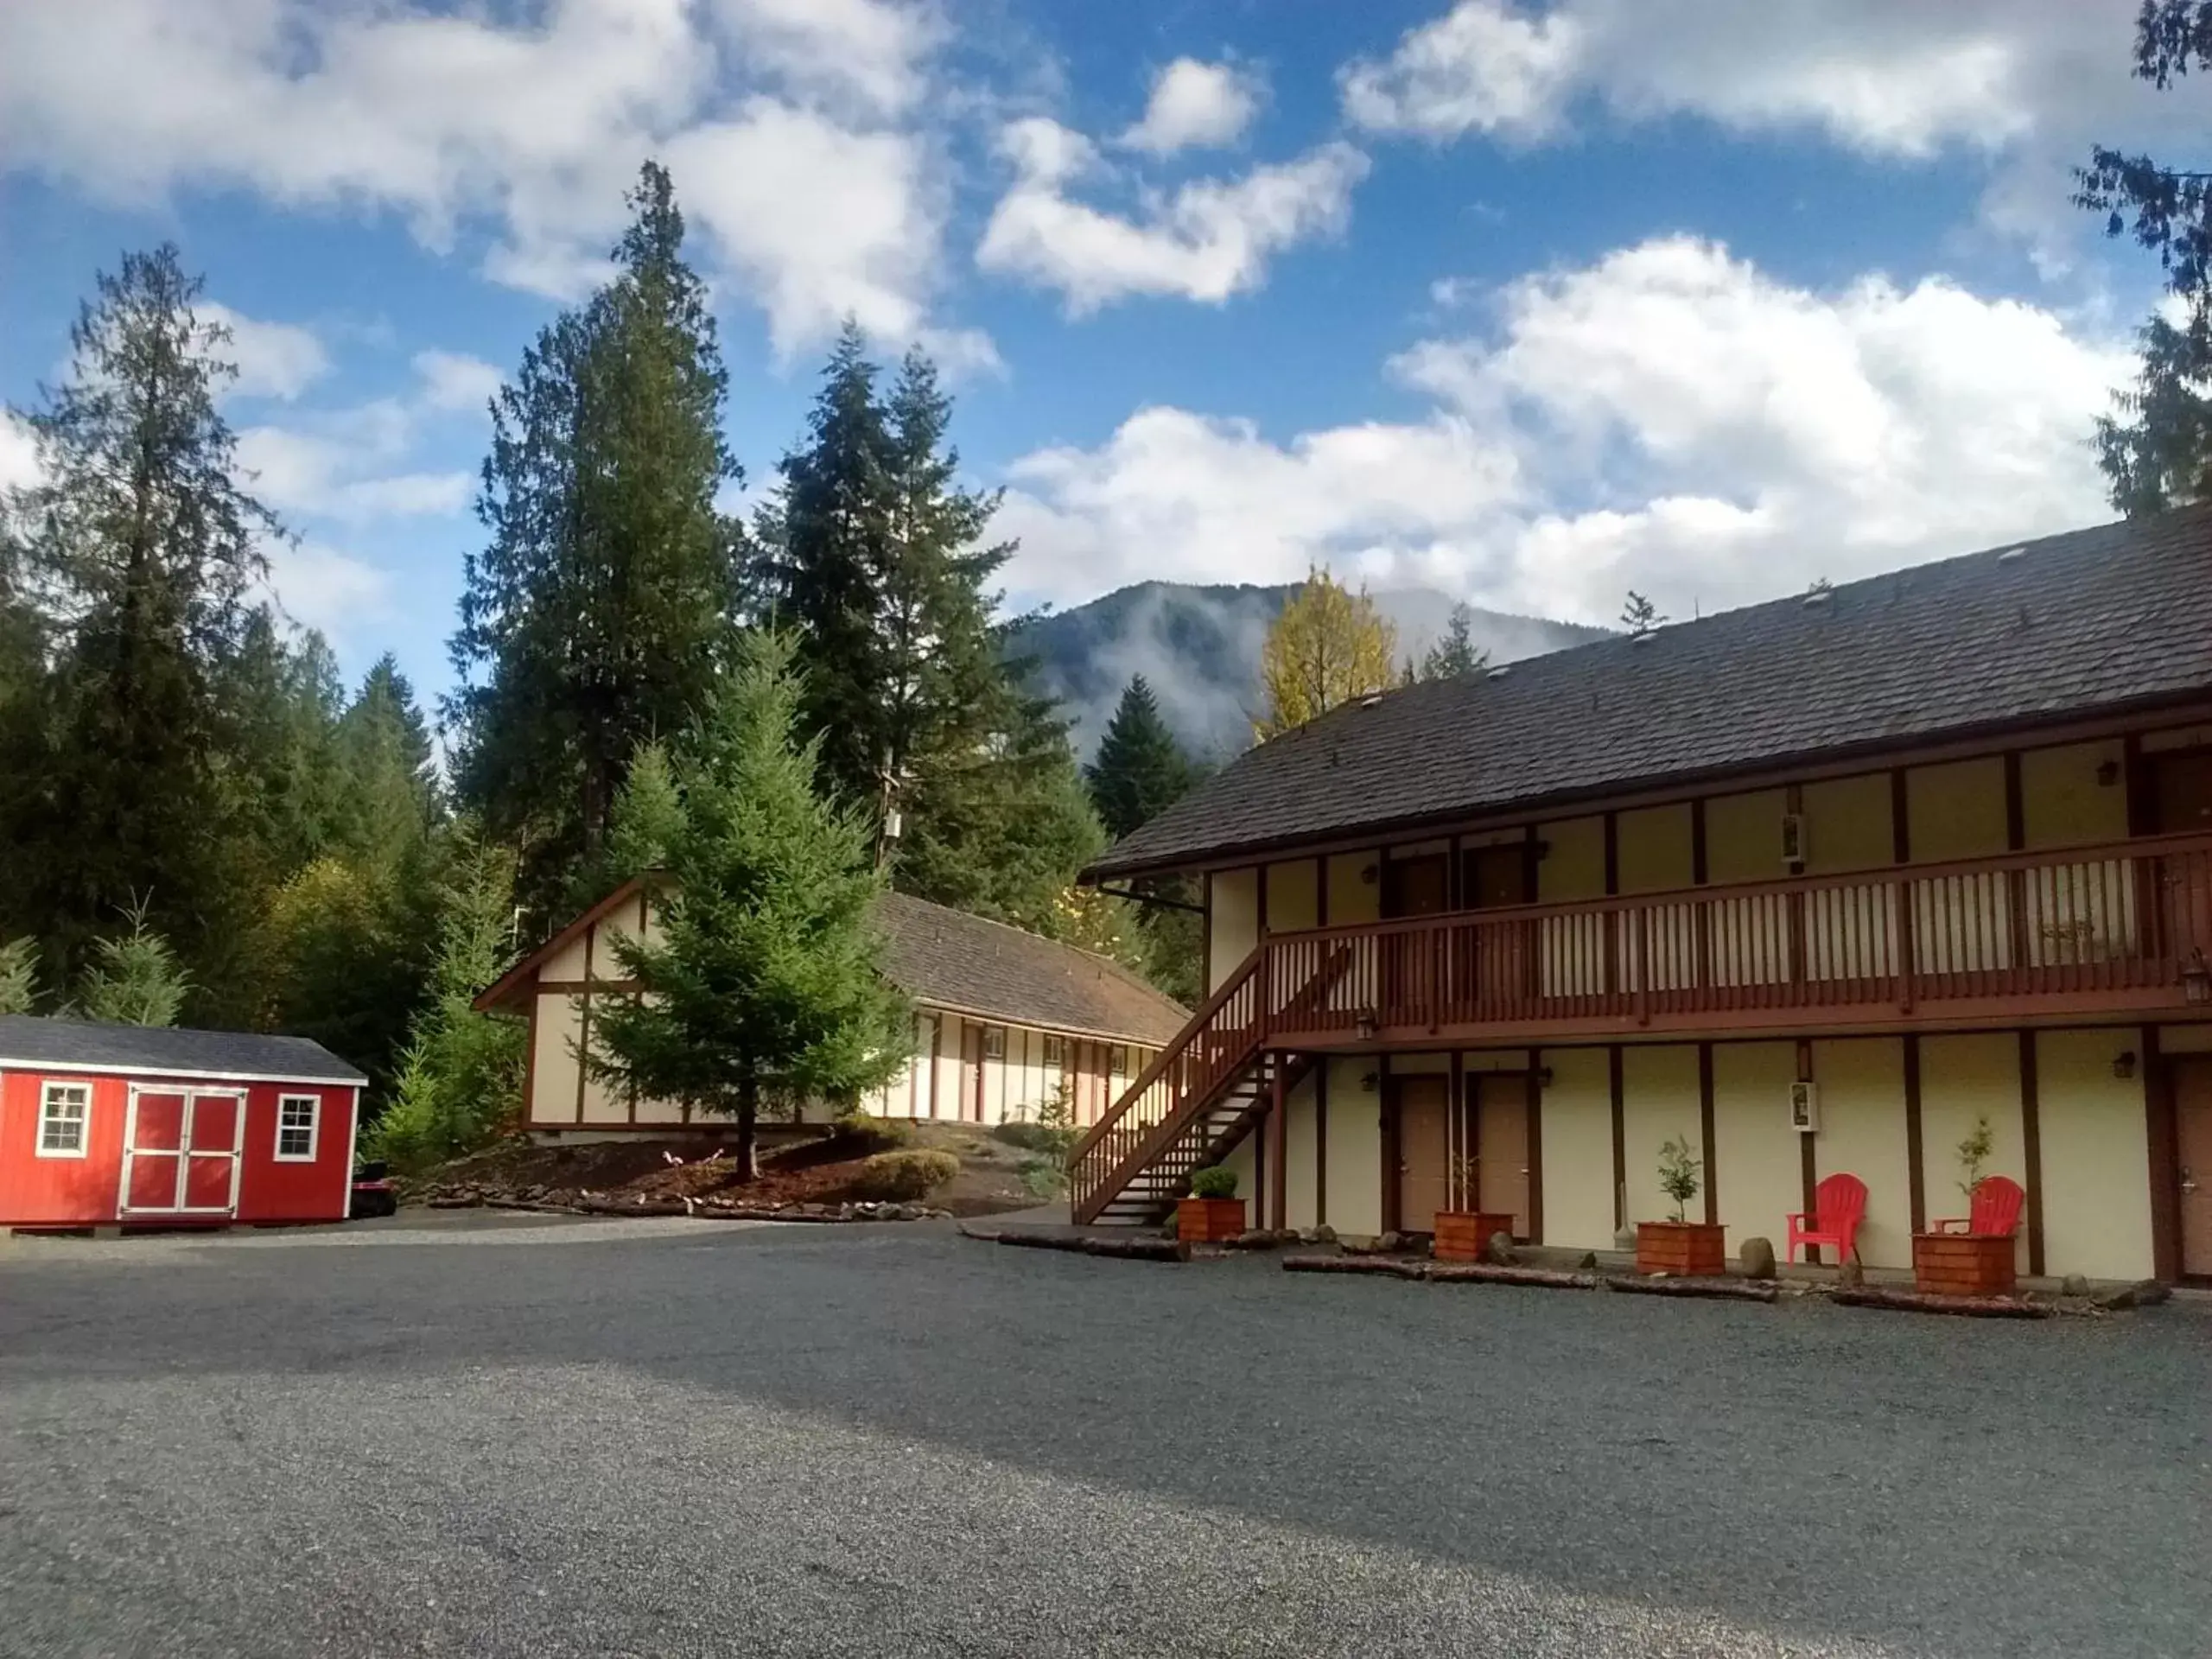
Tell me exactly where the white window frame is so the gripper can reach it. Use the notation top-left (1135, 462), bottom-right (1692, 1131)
top-left (1109, 1045), bottom-right (1130, 1077)
top-left (36, 1080), bottom-right (91, 1159)
top-left (274, 1094), bottom-right (320, 1162)
top-left (982, 1025), bottom-right (1006, 1060)
top-left (1043, 1033), bottom-right (1065, 1066)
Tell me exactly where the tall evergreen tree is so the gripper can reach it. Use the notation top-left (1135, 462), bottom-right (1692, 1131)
top-left (451, 161), bottom-right (742, 918)
top-left (2075, 2), bottom-right (2212, 512)
top-left (1085, 676), bottom-right (1197, 840)
top-left (1, 245), bottom-right (278, 988)
top-left (1418, 604), bottom-right (1491, 682)
top-left (589, 632), bottom-right (911, 1179)
top-left (335, 654), bottom-right (441, 871)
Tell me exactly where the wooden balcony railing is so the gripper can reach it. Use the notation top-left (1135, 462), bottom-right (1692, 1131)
top-left (1262, 830), bottom-right (2212, 1043)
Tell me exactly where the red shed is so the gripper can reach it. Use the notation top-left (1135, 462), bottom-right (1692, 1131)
top-left (0, 1014), bottom-right (365, 1231)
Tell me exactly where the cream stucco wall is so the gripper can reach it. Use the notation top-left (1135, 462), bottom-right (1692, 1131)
top-left (1907, 758), bottom-right (2009, 862)
top-left (1710, 1041), bottom-right (1802, 1260)
top-left (1281, 1069), bottom-right (1320, 1232)
top-left (1323, 1057), bottom-right (1383, 1237)
top-left (2037, 1027), bottom-right (2154, 1281)
top-left (1706, 790), bottom-right (1789, 885)
top-left (1210, 868), bottom-right (1260, 994)
top-left (1621, 1045), bottom-right (1702, 1226)
top-left (1617, 804), bottom-right (1694, 894)
top-left (1917, 1033), bottom-right (2026, 1269)
top-left (1810, 1038), bottom-right (1912, 1268)
top-left (1539, 816), bottom-right (1606, 903)
top-left (532, 994), bottom-right (582, 1123)
top-left (1539, 1046), bottom-right (1613, 1252)
top-left (1221, 1128), bottom-right (1259, 1213)
top-left (1325, 852), bottom-right (1380, 927)
top-left (1802, 773), bottom-right (1895, 874)
top-left (1265, 859), bottom-right (1319, 934)
top-left (2020, 740), bottom-right (2127, 849)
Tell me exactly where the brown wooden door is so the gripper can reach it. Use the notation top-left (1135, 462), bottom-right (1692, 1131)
top-left (1395, 1077), bottom-right (1452, 1234)
top-left (1382, 855), bottom-right (1450, 1025)
top-left (1474, 1073), bottom-right (1531, 1239)
top-left (1460, 844), bottom-right (1533, 1019)
top-left (2177, 1058), bottom-right (2212, 1278)
top-left (2156, 755), bottom-right (2212, 960)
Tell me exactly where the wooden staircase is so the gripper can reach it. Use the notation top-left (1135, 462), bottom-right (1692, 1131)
top-left (1068, 944), bottom-right (1344, 1226)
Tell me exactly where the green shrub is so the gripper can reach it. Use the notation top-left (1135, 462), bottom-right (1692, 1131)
top-left (1188, 1166), bottom-right (1238, 1200)
top-left (849, 1148), bottom-right (960, 1201)
top-left (1018, 1156), bottom-right (1067, 1200)
top-left (830, 1110), bottom-right (911, 1155)
top-left (992, 1119), bottom-right (1072, 1155)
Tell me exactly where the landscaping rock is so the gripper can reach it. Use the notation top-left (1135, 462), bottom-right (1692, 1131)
top-left (2094, 1278), bottom-right (2172, 1311)
top-left (1576, 1251), bottom-right (1599, 1269)
top-left (1837, 1259), bottom-right (1866, 1288)
top-left (2061, 1274), bottom-right (2091, 1297)
top-left (1484, 1230), bottom-right (1516, 1266)
top-left (1738, 1236), bottom-right (1777, 1281)
top-left (1376, 1230), bottom-right (1406, 1254)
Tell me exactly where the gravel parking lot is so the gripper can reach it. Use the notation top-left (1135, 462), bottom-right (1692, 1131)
top-left (2, 1215), bottom-right (2207, 1658)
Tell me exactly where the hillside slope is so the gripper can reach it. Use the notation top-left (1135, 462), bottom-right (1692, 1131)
top-left (1012, 581), bottom-right (1606, 761)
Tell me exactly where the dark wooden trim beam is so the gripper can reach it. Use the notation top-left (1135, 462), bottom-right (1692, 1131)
top-left (1903, 1033), bottom-right (1925, 1236)
top-left (1314, 855), bottom-right (1329, 928)
top-left (1380, 1071), bottom-right (1402, 1236)
top-left (1796, 1039), bottom-right (1818, 1258)
top-left (575, 923), bottom-right (594, 1124)
top-left (2003, 751), bottom-right (2026, 850)
top-left (1890, 769), bottom-right (1911, 864)
top-left (1697, 1041), bottom-right (1718, 1228)
top-left (2019, 1029), bottom-right (2045, 1277)
top-left (1608, 1044), bottom-right (1626, 1231)
top-left (1201, 871), bottom-right (1214, 993)
top-left (2145, 1026), bottom-right (2180, 1282)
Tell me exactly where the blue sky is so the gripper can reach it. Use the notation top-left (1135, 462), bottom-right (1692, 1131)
top-left (1, 0), bottom-right (2202, 711)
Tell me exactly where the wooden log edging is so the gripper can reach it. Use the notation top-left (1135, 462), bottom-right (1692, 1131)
top-left (1282, 1253), bottom-right (1429, 1280)
top-left (960, 1223), bottom-right (1192, 1262)
top-left (1603, 1274), bottom-right (1778, 1304)
top-left (1831, 1286), bottom-right (2053, 1319)
top-left (1282, 1255), bottom-right (1600, 1289)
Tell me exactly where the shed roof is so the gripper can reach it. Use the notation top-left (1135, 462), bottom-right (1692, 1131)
top-left (1087, 508), bottom-right (2212, 879)
top-left (475, 880), bottom-right (1191, 1049)
top-left (0, 1015), bottom-right (367, 1084)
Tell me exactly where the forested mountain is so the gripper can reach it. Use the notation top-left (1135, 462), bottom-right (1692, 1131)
top-left (1014, 582), bottom-right (1607, 762)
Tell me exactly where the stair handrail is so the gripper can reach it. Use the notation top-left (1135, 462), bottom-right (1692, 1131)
top-left (1067, 945), bottom-right (1268, 1217)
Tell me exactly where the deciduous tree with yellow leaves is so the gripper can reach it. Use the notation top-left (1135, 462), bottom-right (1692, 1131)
top-left (1254, 568), bottom-right (1399, 741)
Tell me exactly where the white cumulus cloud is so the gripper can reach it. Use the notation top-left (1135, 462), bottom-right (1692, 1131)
top-left (978, 117), bottom-right (1370, 313)
top-left (201, 303), bottom-right (331, 401)
top-left (411, 349), bottom-right (506, 415)
top-left (1120, 59), bottom-right (1263, 155)
top-left (1001, 237), bottom-right (2133, 626)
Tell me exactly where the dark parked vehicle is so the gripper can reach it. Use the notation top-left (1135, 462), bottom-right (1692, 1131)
top-left (349, 1160), bottom-right (397, 1220)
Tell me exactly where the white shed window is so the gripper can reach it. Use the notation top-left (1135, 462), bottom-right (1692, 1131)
top-left (275, 1095), bottom-right (319, 1161)
top-left (1043, 1033), bottom-right (1065, 1066)
top-left (1108, 1045), bottom-right (1129, 1077)
top-left (982, 1026), bottom-right (1007, 1060)
top-left (37, 1083), bottom-right (90, 1157)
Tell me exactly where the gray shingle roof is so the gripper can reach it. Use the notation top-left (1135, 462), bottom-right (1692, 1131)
top-left (874, 892), bottom-right (1189, 1046)
top-left (1088, 509), bottom-right (2212, 879)
top-left (0, 1015), bottom-right (367, 1084)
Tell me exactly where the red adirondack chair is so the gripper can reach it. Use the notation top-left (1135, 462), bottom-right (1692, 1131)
top-left (1931, 1174), bottom-right (2024, 1237)
top-left (1786, 1172), bottom-right (1868, 1264)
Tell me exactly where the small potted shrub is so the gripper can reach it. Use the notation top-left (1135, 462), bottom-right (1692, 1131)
top-left (1912, 1116), bottom-right (2018, 1297)
top-left (1178, 1165), bottom-right (1247, 1243)
top-left (1636, 1136), bottom-right (1727, 1276)
top-left (1432, 1155), bottom-right (1517, 1262)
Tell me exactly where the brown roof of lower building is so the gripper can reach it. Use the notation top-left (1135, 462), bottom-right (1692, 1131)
top-left (1086, 508), bottom-right (2212, 880)
top-left (475, 879), bottom-right (1190, 1048)
top-left (874, 891), bottom-right (1188, 1046)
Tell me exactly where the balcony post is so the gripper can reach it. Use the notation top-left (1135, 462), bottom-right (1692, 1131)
top-left (1893, 878), bottom-right (1916, 1014)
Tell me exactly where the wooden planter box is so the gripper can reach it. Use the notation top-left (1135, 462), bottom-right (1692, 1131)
top-left (1637, 1220), bottom-right (1727, 1277)
top-left (1433, 1211), bottom-right (1518, 1262)
top-left (1912, 1232), bottom-right (2018, 1298)
top-left (1176, 1197), bottom-right (1248, 1244)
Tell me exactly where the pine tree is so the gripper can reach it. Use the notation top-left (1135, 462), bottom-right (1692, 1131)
top-left (1419, 604), bottom-right (1491, 682)
top-left (0, 937), bottom-right (38, 1015)
top-left (73, 902), bottom-right (191, 1027)
top-left (589, 632), bottom-right (911, 1179)
top-left (1620, 590), bottom-right (1664, 633)
top-left (2076, 2), bottom-right (2212, 512)
top-left (1255, 568), bottom-right (1398, 740)
top-left (1085, 677), bottom-right (1197, 840)
top-left (362, 825), bottom-right (527, 1172)
top-left (3, 245), bottom-right (279, 988)
top-left (451, 162), bottom-right (742, 916)
top-left (336, 654), bottom-right (439, 871)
